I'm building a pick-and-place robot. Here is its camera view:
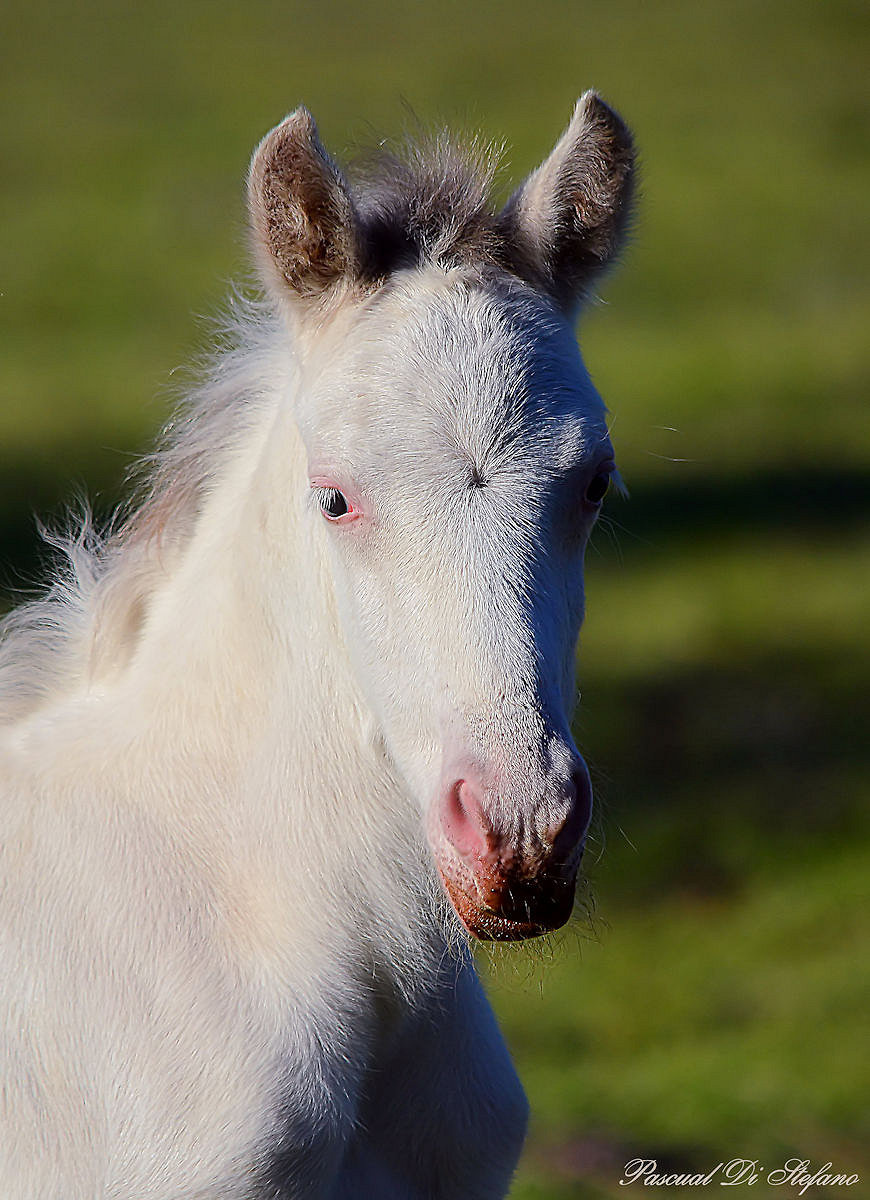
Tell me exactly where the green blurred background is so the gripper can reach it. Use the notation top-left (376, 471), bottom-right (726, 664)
top-left (2, 1), bottom-right (867, 1195)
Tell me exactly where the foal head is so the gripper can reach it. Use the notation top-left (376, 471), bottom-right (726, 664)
top-left (248, 96), bottom-right (634, 940)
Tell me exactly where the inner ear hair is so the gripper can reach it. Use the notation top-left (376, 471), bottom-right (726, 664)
top-left (247, 107), bottom-right (360, 301)
top-left (499, 91), bottom-right (636, 312)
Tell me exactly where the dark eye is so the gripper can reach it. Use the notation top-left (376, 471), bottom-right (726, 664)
top-left (585, 473), bottom-right (611, 506)
top-left (318, 488), bottom-right (350, 520)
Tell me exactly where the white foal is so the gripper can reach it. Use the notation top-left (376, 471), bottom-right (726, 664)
top-left (0, 91), bottom-right (635, 1198)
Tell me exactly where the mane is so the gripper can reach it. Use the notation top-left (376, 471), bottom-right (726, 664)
top-left (0, 294), bottom-right (287, 723)
top-left (0, 131), bottom-right (511, 725)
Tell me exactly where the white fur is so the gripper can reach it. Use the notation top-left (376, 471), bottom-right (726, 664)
top-left (0, 100), bottom-right (633, 1198)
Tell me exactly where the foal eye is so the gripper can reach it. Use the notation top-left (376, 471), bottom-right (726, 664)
top-left (584, 473), bottom-right (611, 506)
top-left (317, 488), bottom-right (350, 520)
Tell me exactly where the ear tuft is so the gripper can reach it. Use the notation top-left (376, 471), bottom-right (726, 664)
top-left (501, 91), bottom-right (636, 311)
top-left (247, 108), bottom-right (358, 301)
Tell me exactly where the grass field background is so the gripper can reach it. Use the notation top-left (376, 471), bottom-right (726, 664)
top-left (2, 1), bottom-right (868, 1195)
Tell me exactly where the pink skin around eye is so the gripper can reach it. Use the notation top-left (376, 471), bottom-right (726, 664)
top-left (308, 475), bottom-right (365, 525)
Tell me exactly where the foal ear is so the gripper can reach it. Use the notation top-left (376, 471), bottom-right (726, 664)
top-left (247, 107), bottom-right (359, 304)
top-left (501, 91), bottom-right (636, 312)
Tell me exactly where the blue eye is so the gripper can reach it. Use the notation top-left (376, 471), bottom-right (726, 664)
top-left (318, 488), bottom-right (350, 520)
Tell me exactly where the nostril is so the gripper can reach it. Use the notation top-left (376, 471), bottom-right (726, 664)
top-left (441, 780), bottom-right (496, 866)
top-left (550, 761), bottom-right (593, 861)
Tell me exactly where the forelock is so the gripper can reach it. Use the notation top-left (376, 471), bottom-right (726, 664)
top-left (349, 132), bottom-right (509, 281)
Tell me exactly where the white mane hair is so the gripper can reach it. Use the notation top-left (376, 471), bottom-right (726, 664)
top-left (0, 293), bottom-right (284, 722)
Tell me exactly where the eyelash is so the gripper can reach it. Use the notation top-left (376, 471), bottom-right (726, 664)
top-left (311, 484), bottom-right (361, 524)
top-left (316, 488), bottom-right (350, 520)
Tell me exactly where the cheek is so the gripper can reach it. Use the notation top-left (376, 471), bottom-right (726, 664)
top-left (331, 554), bottom-right (435, 715)
top-left (339, 592), bottom-right (443, 801)
top-left (569, 580), bottom-right (586, 634)
top-left (539, 563), bottom-right (586, 694)
top-left (539, 555), bottom-right (585, 638)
